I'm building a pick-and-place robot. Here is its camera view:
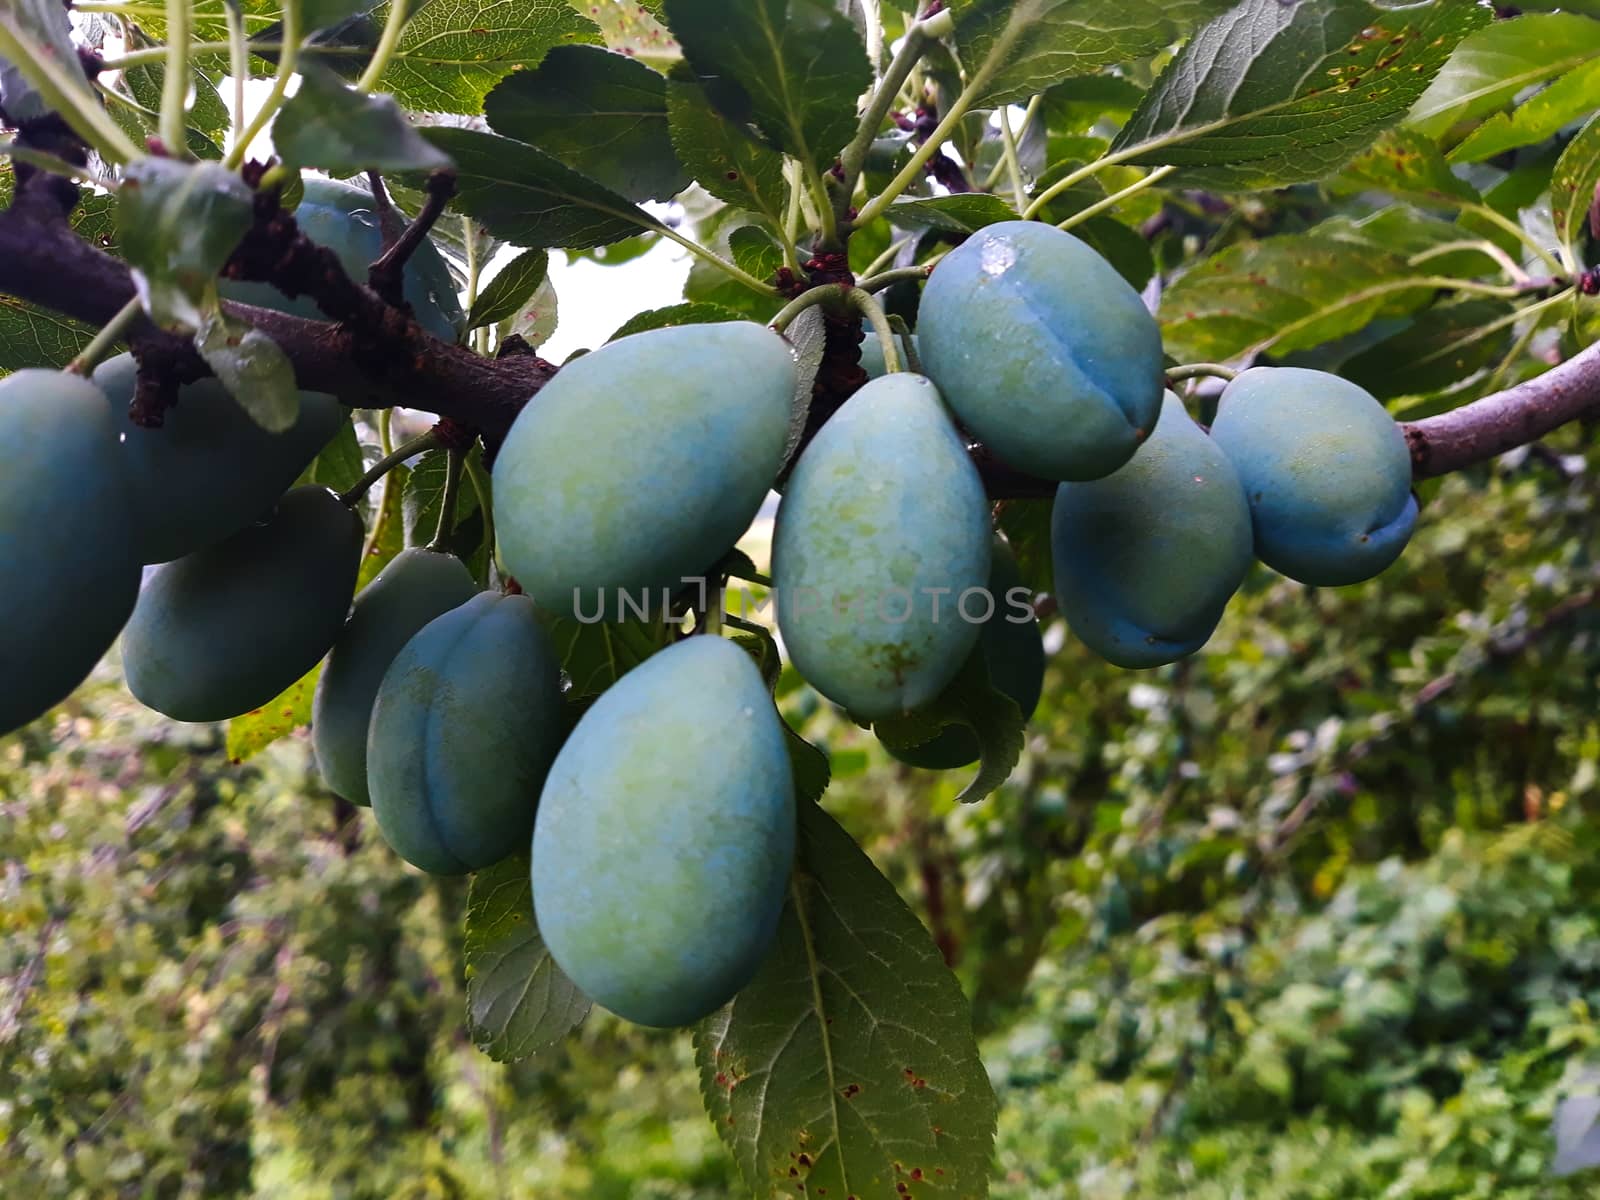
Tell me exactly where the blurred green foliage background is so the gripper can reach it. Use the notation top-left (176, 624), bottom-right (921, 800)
top-left (3, 421), bottom-right (1599, 1198)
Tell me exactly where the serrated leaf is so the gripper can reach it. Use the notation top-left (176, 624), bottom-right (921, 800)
top-left (294, 417), bottom-right (365, 491)
top-left (665, 78), bottom-right (790, 225)
top-left (1332, 128), bottom-right (1478, 207)
top-left (1407, 12), bottom-right (1600, 142)
top-left (663, 0), bottom-right (872, 173)
top-left (608, 300), bottom-right (745, 341)
top-left (357, 461), bottom-right (410, 589)
top-left (465, 248), bottom-right (550, 332)
top-left (1340, 299), bottom-right (1516, 401)
top-left (541, 614), bottom-right (669, 697)
top-left (694, 801), bottom-right (996, 1198)
top-left (780, 305), bottom-right (826, 469)
top-left (273, 63), bottom-right (454, 174)
top-left (302, 0), bottom-right (597, 115)
top-left (1553, 112), bottom-right (1600, 267)
top-left (872, 650), bottom-right (1025, 805)
top-left (952, 0), bottom-right (1234, 110)
top-left (225, 663), bottom-right (321, 763)
top-left (783, 724), bottom-right (830, 806)
top-left (728, 224), bottom-right (785, 284)
top-left (888, 192), bottom-right (1016, 233)
top-left (1110, 0), bottom-right (1489, 191)
top-left (195, 310), bottom-right (302, 432)
top-left (1159, 219), bottom-right (1457, 363)
top-left (484, 45), bottom-right (687, 203)
top-left (120, 160), bottom-right (255, 330)
top-left (1449, 58), bottom-right (1600, 165)
top-left (417, 128), bottom-right (659, 248)
top-left (465, 853), bottom-right (591, 1062)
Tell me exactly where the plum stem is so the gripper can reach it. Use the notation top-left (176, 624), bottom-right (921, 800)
top-left (338, 430), bottom-right (439, 507)
top-left (1166, 363), bottom-right (1239, 386)
top-left (67, 297), bottom-right (143, 376)
top-left (427, 445), bottom-right (466, 551)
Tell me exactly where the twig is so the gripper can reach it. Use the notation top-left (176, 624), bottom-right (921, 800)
top-left (368, 169), bottom-right (457, 307)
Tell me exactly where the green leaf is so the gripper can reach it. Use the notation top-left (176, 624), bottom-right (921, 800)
top-left (1159, 217), bottom-right (1459, 363)
top-left (119, 159), bottom-right (255, 330)
top-left (584, 0), bottom-right (681, 68)
top-left (665, 78), bottom-right (789, 225)
top-left (662, 0), bottom-right (872, 173)
top-left (728, 225), bottom-right (785, 285)
top-left (542, 614), bottom-right (669, 697)
top-left (608, 300), bottom-right (746, 341)
top-left (1552, 112), bottom-right (1600, 268)
top-left (997, 499), bottom-right (1053, 598)
top-left (225, 663), bottom-right (322, 763)
top-left (1111, 0), bottom-right (1490, 190)
top-left (417, 128), bottom-right (659, 249)
top-left (357, 461), bottom-right (410, 589)
top-left (887, 193), bottom-right (1017, 234)
top-left (464, 853), bottom-right (591, 1063)
top-left (780, 306), bottom-right (826, 469)
top-left (496, 273), bottom-right (559, 351)
top-left (872, 650), bottom-right (1025, 805)
top-left (0, 0), bottom-right (86, 124)
top-left (1332, 129), bottom-right (1479, 207)
top-left (484, 45), bottom-right (687, 203)
top-left (272, 64), bottom-right (454, 175)
top-left (1449, 59), bottom-right (1600, 165)
top-left (784, 724), bottom-right (830, 806)
top-left (465, 248), bottom-right (550, 332)
top-left (1406, 12), bottom-right (1600, 142)
top-left (194, 310), bottom-right (302, 432)
top-left (303, 0), bottom-right (598, 115)
top-left (694, 802), bottom-right (997, 1198)
top-left (952, 0), bottom-right (1234, 110)
top-left (118, 45), bottom-right (230, 159)
top-left (1340, 299), bottom-right (1516, 401)
top-left (294, 417), bottom-right (364, 492)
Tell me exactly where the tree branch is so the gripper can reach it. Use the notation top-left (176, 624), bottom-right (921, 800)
top-left (1403, 338), bottom-right (1600, 478)
top-left (1, 171), bottom-right (1596, 491)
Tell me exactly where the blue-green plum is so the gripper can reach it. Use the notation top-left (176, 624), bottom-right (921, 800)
top-left (313, 547), bottom-right (478, 806)
top-left (888, 541), bottom-right (1044, 770)
top-left (93, 353), bottom-right (345, 564)
top-left (859, 333), bottom-right (918, 379)
top-left (367, 592), bottom-right (563, 874)
top-left (531, 636), bottom-right (795, 1027)
top-left (1051, 393), bottom-right (1252, 668)
top-left (0, 370), bottom-right (142, 735)
top-left (493, 321), bottom-right (795, 618)
top-left (917, 220), bottom-right (1163, 481)
top-left (774, 373), bottom-right (991, 719)
top-left (123, 487), bottom-right (363, 721)
top-left (1209, 367), bottom-right (1417, 587)
top-left (221, 178), bottom-right (463, 342)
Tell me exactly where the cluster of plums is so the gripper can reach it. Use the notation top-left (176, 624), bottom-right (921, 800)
top-left (0, 211), bottom-right (1418, 1031)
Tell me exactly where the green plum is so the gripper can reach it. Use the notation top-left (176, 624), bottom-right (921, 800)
top-left (1210, 367), bottom-right (1417, 587)
top-left (123, 487), bottom-right (363, 721)
top-left (93, 353), bottom-right (345, 564)
top-left (367, 592), bottom-right (564, 874)
top-left (774, 372), bottom-right (991, 719)
top-left (532, 636), bottom-right (795, 1027)
top-left (1052, 393), bottom-right (1252, 668)
top-left (0, 370), bottom-right (142, 734)
top-left (493, 321), bottom-right (795, 619)
top-left (313, 547), bottom-right (478, 806)
top-left (917, 220), bottom-right (1164, 481)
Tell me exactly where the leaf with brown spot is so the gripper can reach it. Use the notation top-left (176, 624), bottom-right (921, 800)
top-left (225, 663), bottom-right (321, 763)
top-left (694, 803), bottom-right (995, 1198)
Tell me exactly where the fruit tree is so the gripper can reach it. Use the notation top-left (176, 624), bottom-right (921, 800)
top-left (2, 0), bottom-right (1599, 1193)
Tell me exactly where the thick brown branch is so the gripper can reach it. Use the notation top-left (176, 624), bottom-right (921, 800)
top-left (1, 183), bottom-right (1596, 491)
top-left (1402, 339), bottom-right (1600, 478)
